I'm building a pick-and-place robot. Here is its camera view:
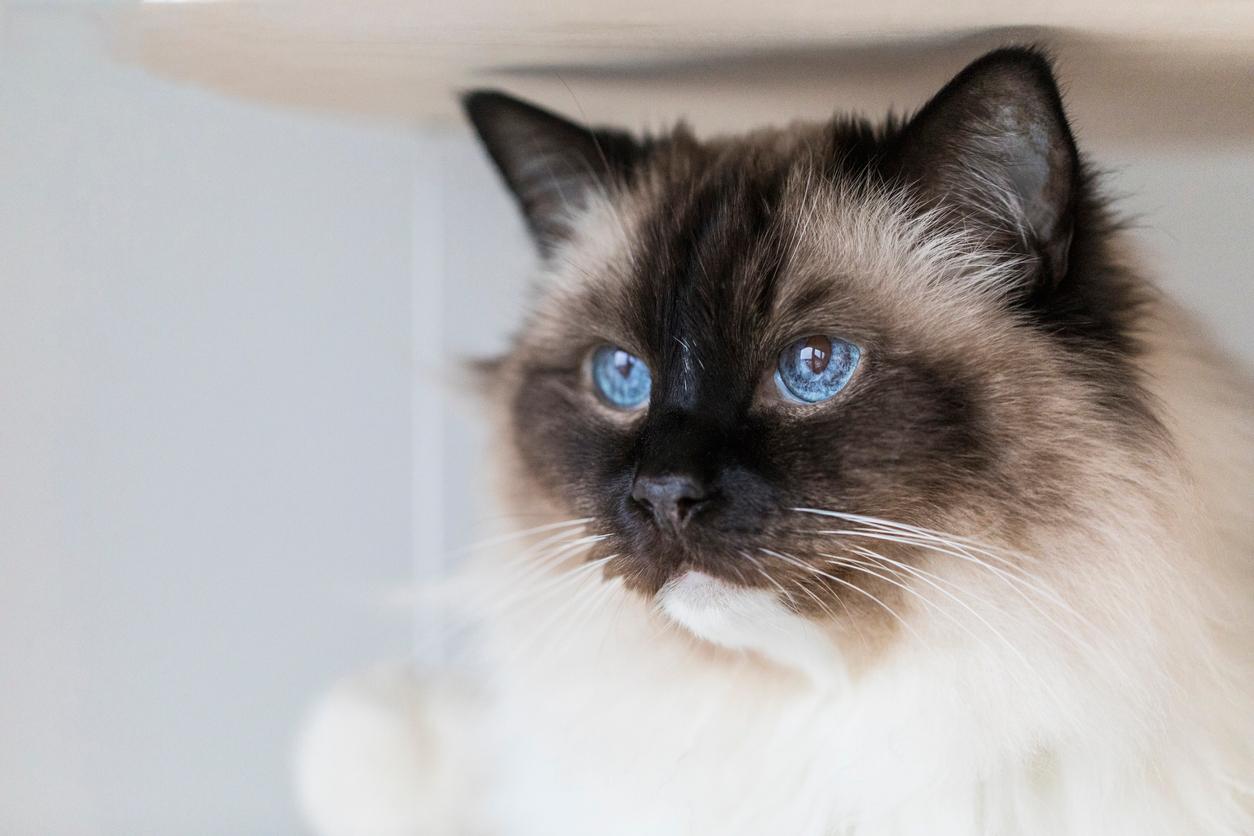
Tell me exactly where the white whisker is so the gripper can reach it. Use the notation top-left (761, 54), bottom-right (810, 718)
top-left (464, 531), bottom-right (603, 602)
top-left (794, 507), bottom-right (1039, 566)
top-left (739, 550), bottom-right (796, 605)
top-left (501, 555), bottom-right (620, 664)
top-left (826, 550), bottom-right (1005, 662)
top-left (760, 547), bottom-right (921, 643)
top-left (455, 517), bottom-right (592, 555)
top-left (488, 547), bottom-right (613, 614)
top-left (812, 525), bottom-right (1073, 615)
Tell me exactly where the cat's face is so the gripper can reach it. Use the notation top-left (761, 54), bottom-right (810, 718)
top-left (467, 49), bottom-right (1153, 645)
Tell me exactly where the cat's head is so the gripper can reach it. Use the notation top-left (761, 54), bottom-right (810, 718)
top-left (464, 48), bottom-right (1157, 658)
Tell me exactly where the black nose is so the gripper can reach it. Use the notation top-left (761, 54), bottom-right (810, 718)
top-left (631, 473), bottom-right (710, 532)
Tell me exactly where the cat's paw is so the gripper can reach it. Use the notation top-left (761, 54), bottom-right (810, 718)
top-left (294, 662), bottom-right (481, 836)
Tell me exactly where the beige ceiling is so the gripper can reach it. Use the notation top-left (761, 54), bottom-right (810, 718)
top-left (110, 1), bottom-right (1254, 148)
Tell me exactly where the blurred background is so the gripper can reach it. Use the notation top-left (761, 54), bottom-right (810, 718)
top-left (1, 2), bottom-right (1251, 833)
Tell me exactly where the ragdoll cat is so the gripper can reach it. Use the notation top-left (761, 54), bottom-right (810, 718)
top-left (297, 47), bottom-right (1254, 835)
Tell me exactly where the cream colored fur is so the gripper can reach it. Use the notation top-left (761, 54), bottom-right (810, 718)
top-left (297, 301), bottom-right (1253, 836)
top-left (296, 184), bottom-right (1253, 834)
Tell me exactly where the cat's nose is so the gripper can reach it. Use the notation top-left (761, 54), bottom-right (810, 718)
top-left (631, 473), bottom-right (710, 533)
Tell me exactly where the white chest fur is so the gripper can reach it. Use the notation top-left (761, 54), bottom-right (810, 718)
top-left (473, 552), bottom-right (1251, 836)
top-left (485, 573), bottom-right (1041, 836)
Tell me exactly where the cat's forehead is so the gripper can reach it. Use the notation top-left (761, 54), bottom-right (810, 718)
top-left (533, 137), bottom-right (1025, 359)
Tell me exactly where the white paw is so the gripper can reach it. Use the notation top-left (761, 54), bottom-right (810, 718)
top-left (294, 663), bottom-right (480, 836)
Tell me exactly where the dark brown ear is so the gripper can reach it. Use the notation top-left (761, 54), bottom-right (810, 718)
top-left (890, 47), bottom-right (1079, 288)
top-left (462, 90), bottom-right (645, 256)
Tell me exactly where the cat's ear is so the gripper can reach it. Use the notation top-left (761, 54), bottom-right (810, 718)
top-left (891, 48), bottom-right (1078, 287)
top-left (462, 90), bottom-right (645, 255)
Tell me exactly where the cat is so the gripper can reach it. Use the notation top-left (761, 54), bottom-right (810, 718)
top-left (296, 47), bottom-right (1254, 835)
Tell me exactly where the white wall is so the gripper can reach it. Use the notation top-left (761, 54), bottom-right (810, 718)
top-left (1, 9), bottom-right (419, 835)
top-left (1, 6), bottom-right (1250, 836)
top-left (1109, 147), bottom-right (1254, 361)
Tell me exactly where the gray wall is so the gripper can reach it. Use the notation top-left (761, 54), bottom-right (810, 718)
top-left (1, 6), bottom-right (1250, 836)
top-left (1, 9), bottom-right (417, 835)
top-left (1110, 147), bottom-right (1254, 360)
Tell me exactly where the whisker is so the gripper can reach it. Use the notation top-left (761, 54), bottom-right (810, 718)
top-left (503, 558), bottom-right (620, 664)
top-left (826, 546), bottom-right (1067, 705)
top-left (549, 575), bottom-right (622, 658)
top-left (814, 526), bottom-right (1073, 614)
top-left (849, 541), bottom-right (1107, 669)
top-left (459, 530), bottom-right (605, 607)
top-left (596, 577), bottom-right (630, 655)
top-left (819, 524), bottom-right (1102, 662)
top-left (417, 525), bottom-right (592, 610)
top-left (452, 517), bottom-right (592, 556)
top-left (793, 507), bottom-right (1040, 566)
top-left (509, 532), bottom-right (611, 578)
top-left (787, 573), bottom-right (844, 624)
top-left (484, 546), bottom-right (614, 617)
top-left (410, 533), bottom-right (608, 656)
top-left (739, 550), bottom-right (796, 605)
top-left (825, 550), bottom-right (1005, 661)
top-left (842, 544), bottom-right (1012, 620)
top-left (760, 547), bottom-right (921, 643)
top-left (792, 508), bottom-right (1119, 699)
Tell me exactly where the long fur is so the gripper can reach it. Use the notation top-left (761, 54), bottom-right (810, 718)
top-left (298, 51), bottom-right (1253, 835)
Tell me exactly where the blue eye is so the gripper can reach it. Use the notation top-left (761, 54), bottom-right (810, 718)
top-left (591, 345), bottom-right (652, 409)
top-left (775, 335), bottom-right (860, 404)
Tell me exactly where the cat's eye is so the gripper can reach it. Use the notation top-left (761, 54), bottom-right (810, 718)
top-left (591, 345), bottom-right (652, 409)
top-left (774, 335), bottom-right (860, 404)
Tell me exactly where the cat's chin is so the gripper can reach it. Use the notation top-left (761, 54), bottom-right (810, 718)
top-left (657, 570), bottom-right (847, 687)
